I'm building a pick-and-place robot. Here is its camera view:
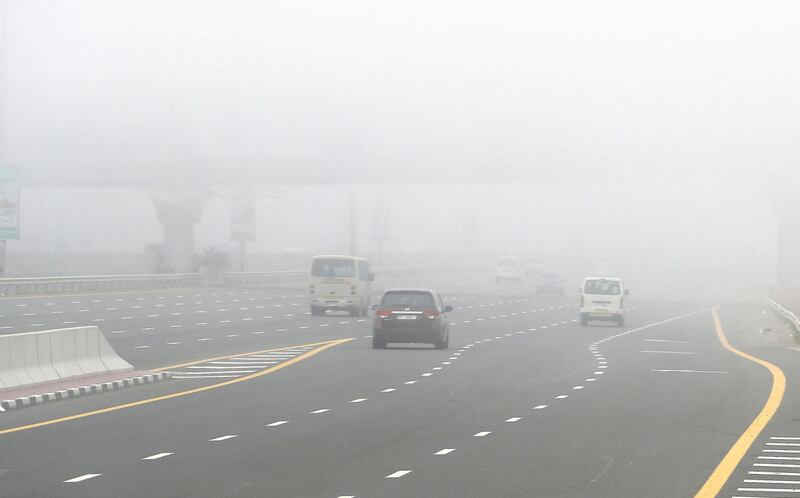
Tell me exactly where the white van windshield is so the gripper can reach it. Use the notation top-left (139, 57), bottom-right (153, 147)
top-left (584, 279), bottom-right (621, 295)
top-left (312, 259), bottom-right (355, 277)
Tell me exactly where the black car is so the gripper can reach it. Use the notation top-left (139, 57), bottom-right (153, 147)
top-left (372, 288), bottom-right (452, 349)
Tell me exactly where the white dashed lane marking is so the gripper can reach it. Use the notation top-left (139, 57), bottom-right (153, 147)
top-left (64, 474), bottom-right (102, 483)
top-left (209, 435), bottom-right (237, 442)
top-left (386, 470), bottom-right (413, 479)
top-left (142, 452), bottom-right (173, 461)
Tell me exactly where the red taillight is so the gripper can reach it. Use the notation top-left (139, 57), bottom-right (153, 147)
top-left (377, 309), bottom-right (392, 318)
top-left (423, 309), bottom-right (440, 319)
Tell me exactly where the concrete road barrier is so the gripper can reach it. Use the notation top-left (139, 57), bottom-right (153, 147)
top-left (0, 327), bottom-right (133, 392)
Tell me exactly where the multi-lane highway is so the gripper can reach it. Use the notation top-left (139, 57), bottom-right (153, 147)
top-left (0, 270), bottom-right (797, 498)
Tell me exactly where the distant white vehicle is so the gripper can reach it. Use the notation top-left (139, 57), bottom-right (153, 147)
top-left (495, 256), bottom-right (524, 283)
top-left (579, 276), bottom-right (628, 326)
top-left (308, 255), bottom-right (373, 316)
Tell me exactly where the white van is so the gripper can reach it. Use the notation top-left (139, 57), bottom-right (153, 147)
top-left (495, 256), bottom-right (524, 283)
top-left (308, 255), bottom-right (374, 316)
top-left (579, 277), bottom-right (628, 326)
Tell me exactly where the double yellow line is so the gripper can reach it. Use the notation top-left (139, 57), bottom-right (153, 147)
top-left (694, 306), bottom-right (786, 497)
top-left (0, 338), bottom-right (353, 437)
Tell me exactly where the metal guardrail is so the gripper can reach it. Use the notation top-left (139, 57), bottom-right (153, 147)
top-left (766, 296), bottom-right (800, 341)
top-left (0, 265), bottom-right (464, 296)
top-left (0, 273), bottom-right (203, 296)
top-left (223, 270), bottom-right (306, 287)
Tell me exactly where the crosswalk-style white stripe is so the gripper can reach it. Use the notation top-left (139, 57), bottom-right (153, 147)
top-left (732, 435), bottom-right (800, 496)
top-left (169, 349), bottom-right (305, 379)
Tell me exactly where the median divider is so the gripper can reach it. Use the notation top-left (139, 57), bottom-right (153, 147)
top-left (0, 326), bottom-right (172, 412)
top-left (0, 326), bottom-right (133, 391)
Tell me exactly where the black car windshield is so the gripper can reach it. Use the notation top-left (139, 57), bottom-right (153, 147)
top-left (584, 279), bottom-right (621, 295)
top-left (311, 259), bottom-right (355, 277)
top-left (381, 291), bottom-right (436, 309)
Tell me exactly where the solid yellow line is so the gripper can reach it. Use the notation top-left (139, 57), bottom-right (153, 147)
top-left (0, 338), bottom-right (353, 438)
top-left (694, 306), bottom-right (786, 497)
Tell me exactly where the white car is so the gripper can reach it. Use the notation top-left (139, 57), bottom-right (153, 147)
top-left (579, 277), bottom-right (628, 326)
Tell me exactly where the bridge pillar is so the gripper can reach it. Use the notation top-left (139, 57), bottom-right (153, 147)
top-left (149, 190), bottom-right (209, 274)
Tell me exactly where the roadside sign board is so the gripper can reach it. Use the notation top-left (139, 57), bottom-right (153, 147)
top-left (0, 168), bottom-right (19, 240)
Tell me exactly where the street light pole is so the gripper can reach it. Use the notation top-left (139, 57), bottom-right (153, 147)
top-left (345, 186), bottom-right (358, 256)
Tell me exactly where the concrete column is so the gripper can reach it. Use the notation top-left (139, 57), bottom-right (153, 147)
top-left (769, 180), bottom-right (800, 288)
top-left (150, 190), bottom-right (209, 274)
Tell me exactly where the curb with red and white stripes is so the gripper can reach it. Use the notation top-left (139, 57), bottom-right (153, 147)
top-left (0, 372), bottom-right (172, 412)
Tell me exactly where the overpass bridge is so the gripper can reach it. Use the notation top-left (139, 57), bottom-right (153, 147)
top-left (0, 2), bottom-right (797, 285)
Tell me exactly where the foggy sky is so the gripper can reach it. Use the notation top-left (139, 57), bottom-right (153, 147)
top-left (0, 1), bottom-right (791, 297)
top-left (3, 1), bottom-right (799, 182)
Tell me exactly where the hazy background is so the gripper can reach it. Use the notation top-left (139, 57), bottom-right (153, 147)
top-left (1, 1), bottom-right (795, 299)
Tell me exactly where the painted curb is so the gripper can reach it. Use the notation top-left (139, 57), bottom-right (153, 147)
top-left (0, 372), bottom-right (172, 412)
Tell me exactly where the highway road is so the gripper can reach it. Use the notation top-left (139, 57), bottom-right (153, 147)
top-left (0, 270), bottom-right (798, 498)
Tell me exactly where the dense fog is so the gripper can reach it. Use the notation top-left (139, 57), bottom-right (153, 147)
top-left (1, 1), bottom-right (796, 299)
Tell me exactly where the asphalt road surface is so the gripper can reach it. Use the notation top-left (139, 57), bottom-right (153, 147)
top-left (0, 271), bottom-right (797, 498)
